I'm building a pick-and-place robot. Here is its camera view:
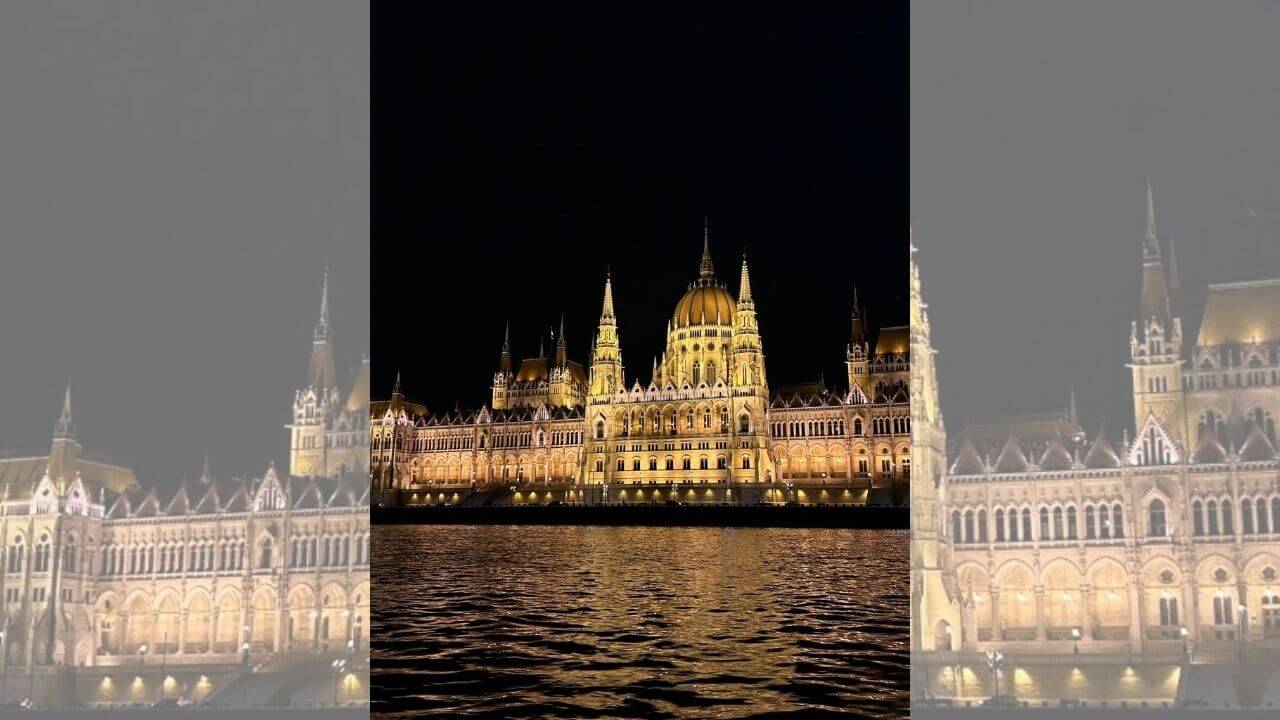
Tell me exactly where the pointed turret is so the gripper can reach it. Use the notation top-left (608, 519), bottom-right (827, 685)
top-left (600, 272), bottom-right (616, 322)
top-left (1068, 387), bottom-right (1079, 426)
top-left (1139, 178), bottom-right (1172, 326)
top-left (738, 254), bottom-right (754, 307)
top-left (306, 265), bottom-right (338, 389)
top-left (499, 322), bottom-right (513, 374)
top-left (199, 452), bottom-right (213, 485)
top-left (54, 383), bottom-right (74, 439)
top-left (850, 285), bottom-right (868, 347)
top-left (555, 314), bottom-right (567, 367)
top-left (699, 215), bottom-right (715, 279)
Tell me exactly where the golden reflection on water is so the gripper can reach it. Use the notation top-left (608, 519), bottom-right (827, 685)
top-left (372, 526), bottom-right (907, 718)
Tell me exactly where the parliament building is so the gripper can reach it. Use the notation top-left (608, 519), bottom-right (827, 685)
top-left (0, 270), bottom-right (369, 707)
top-left (372, 225), bottom-right (911, 507)
top-left (913, 185), bottom-right (1280, 705)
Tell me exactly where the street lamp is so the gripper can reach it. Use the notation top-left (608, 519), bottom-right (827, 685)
top-left (309, 609), bottom-right (320, 652)
top-left (137, 644), bottom-right (147, 668)
top-left (1180, 626), bottom-right (1190, 658)
top-left (331, 658), bottom-right (346, 706)
top-left (985, 650), bottom-right (1004, 702)
top-left (1071, 627), bottom-right (1081, 655)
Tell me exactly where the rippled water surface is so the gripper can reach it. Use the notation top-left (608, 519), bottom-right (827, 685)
top-left (372, 526), bottom-right (908, 719)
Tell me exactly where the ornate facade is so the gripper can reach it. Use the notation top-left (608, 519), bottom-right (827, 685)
top-left (372, 225), bottom-right (911, 507)
top-left (915, 185), bottom-right (1280, 701)
top-left (0, 270), bottom-right (369, 707)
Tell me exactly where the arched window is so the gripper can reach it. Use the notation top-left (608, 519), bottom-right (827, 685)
top-left (1272, 497), bottom-right (1280, 534)
top-left (963, 510), bottom-right (974, 544)
top-left (35, 535), bottom-right (50, 572)
top-left (1244, 499), bottom-right (1256, 535)
top-left (1007, 508), bottom-right (1018, 541)
top-left (259, 538), bottom-right (273, 569)
top-left (741, 455), bottom-right (752, 469)
top-left (1148, 499), bottom-right (1166, 537)
top-left (7, 538), bottom-right (22, 573)
top-left (1067, 506), bottom-right (1078, 540)
top-left (977, 509), bottom-right (988, 543)
top-left (1085, 505), bottom-right (1096, 539)
top-left (739, 414), bottom-right (750, 433)
top-left (595, 421), bottom-right (605, 440)
top-left (616, 459), bottom-right (625, 472)
top-left (1207, 499), bottom-right (1220, 535)
top-left (1193, 499), bottom-right (1205, 536)
top-left (853, 418), bottom-right (863, 435)
top-left (1113, 502), bottom-right (1125, 538)
top-left (1052, 506), bottom-right (1064, 540)
top-left (995, 509), bottom-right (1006, 542)
top-left (692, 362), bottom-right (701, 385)
top-left (1039, 507), bottom-right (1050, 541)
top-left (1022, 508), bottom-right (1032, 540)
top-left (1223, 501), bottom-right (1234, 536)
top-left (951, 511), bottom-right (962, 541)
top-left (1260, 498), bottom-right (1272, 534)
top-left (64, 537), bottom-right (78, 574)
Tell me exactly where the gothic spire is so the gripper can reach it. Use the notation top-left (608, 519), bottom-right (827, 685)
top-left (392, 370), bottom-right (402, 398)
top-left (306, 265), bottom-right (337, 389)
top-left (600, 272), bottom-right (616, 322)
top-left (738, 253), bottom-right (754, 305)
top-left (499, 321), bottom-right (513, 374)
top-left (1138, 180), bottom-right (1172, 325)
top-left (200, 451), bottom-right (212, 486)
top-left (555, 314), bottom-right (567, 366)
top-left (850, 286), bottom-right (868, 346)
top-left (54, 383), bottom-right (74, 438)
top-left (1143, 176), bottom-right (1160, 261)
top-left (699, 215), bottom-right (715, 279)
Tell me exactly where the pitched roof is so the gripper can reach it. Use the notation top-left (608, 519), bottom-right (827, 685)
top-left (1197, 279), bottom-right (1280, 347)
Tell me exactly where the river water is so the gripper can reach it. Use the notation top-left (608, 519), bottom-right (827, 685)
top-left (372, 525), bottom-right (908, 718)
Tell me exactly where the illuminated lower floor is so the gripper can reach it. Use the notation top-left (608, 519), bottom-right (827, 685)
top-left (391, 480), bottom-right (885, 507)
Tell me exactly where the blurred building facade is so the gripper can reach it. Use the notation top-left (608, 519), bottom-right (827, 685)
top-left (914, 185), bottom-right (1280, 700)
top-left (0, 269), bottom-right (370, 706)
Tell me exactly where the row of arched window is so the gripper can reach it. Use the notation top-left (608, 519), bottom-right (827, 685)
top-left (950, 503), bottom-right (1127, 544)
top-left (771, 419), bottom-right (851, 438)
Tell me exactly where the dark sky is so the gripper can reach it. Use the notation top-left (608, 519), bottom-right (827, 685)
top-left (912, 0), bottom-right (1280, 437)
top-left (0, 2), bottom-right (368, 490)
top-left (373, 5), bottom-right (908, 410)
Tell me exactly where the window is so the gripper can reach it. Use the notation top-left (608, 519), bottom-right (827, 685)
top-left (739, 415), bottom-right (750, 433)
top-left (632, 458), bottom-right (641, 471)
top-left (951, 511), bottom-right (962, 541)
top-left (1148, 499), bottom-right (1166, 537)
top-left (741, 455), bottom-right (752, 469)
top-left (995, 509), bottom-right (1006, 542)
top-left (649, 458), bottom-right (657, 471)
top-left (1053, 507), bottom-right (1064, 540)
top-left (595, 459), bottom-right (604, 472)
top-left (1243, 499), bottom-right (1255, 534)
top-left (1193, 500), bottom-right (1204, 536)
top-left (682, 457), bottom-right (691, 470)
top-left (34, 535), bottom-right (50, 573)
top-left (7, 539), bottom-right (22, 573)
top-left (1085, 506), bottom-right (1096, 539)
top-left (1159, 596), bottom-right (1179, 626)
top-left (1067, 506), bottom-right (1078, 540)
top-left (259, 539), bottom-right (273, 569)
top-left (964, 510), bottom-right (974, 544)
top-left (595, 421), bottom-right (605, 440)
top-left (1213, 596), bottom-right (1234, 626)
top-left (1022, 508), bottom-right (1032, 541)
top-left (1039, 507), bottom-right (1050, 541)
top-left (1207, 500), bottom-right (1219, 535)
top-left (977, 509), bottom-right (988, 543)
top-left (716, 456), bottom-right (726, 470)
top-left (616, 459), bottom-right (625, 472)
top-left (699, 457), bottom-right (709, 470)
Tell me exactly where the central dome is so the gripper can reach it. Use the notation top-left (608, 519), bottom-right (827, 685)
top-left (673, 281), bottom-right (735, 328)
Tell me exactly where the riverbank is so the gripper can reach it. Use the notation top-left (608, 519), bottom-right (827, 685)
top-left (371, 503), bottom-right (907, 528)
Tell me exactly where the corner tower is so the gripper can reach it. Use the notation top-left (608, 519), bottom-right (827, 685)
top-left (1129, 180), bottom-right (1186, 449)
top-left (846, 287), bottom-right (871, 397)
top-left (588, 273), bottom-right (624, 398)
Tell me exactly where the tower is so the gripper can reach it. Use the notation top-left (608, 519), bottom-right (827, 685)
top-left (290, 267), bottom-right (340, 477)
top-left (492, 322), bottom-right (513, 409)
top-left (846, 286), bottom-right (871, 397)
top-left (588, 273), bottom-right (624, 398)
top-left (909, 238), bottom-right (960, 662)
top-left (731, 255), bottom-right (768, 393)
top-left (1129, 180), bottom-right (1186, 450)
top-left (48, 383), bottom-right (81, 485)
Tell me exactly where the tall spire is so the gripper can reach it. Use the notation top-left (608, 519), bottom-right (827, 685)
top-left (850, 285), bottom-right (868, 346)
top-left (600, 272), bottom-right (616, 322)
top-left (392, 370), bottom-right (402, 398)
top-left (499, 321), bottom-right (513, 374)
top-left (555, 314), bottom-right (567, 366)
top-left (1138, 179), bottom-right (1172, 325)
top-left (738, 253), bottom-right (754, 305)
top-left (200, 451), bottom-right (212, 485)
top-left (1143, 176), bottom-right (1160, 260)
top-left (54, 383), bottom-right (74, 438)
top-left (699, 215), bottom-right (715, 279)
top-left (306, 264), bottom-right (337, 389)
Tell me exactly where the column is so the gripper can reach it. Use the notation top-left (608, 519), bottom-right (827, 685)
top-left (208, 610), bottom-right (217, 654)
top-left (1081, 589), bottom-right (1094, 642)
top-left (177, 611), bottom-right (187, 655)
top-left (989, 590), bottom-right (1002, 643)
top-left (1129, 575), bottom-right (1144, 652)
top-left (1034, 587), bottom-right (1046, 641)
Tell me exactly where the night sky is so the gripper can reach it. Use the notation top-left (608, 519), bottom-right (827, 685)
top-left (373, 5), bottom-right (908, 411)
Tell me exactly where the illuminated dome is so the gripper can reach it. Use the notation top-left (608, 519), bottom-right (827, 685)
top-left (672, 221), bottom-right (735, 328)
top-left (673, 282), bottom-right (735, 328)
